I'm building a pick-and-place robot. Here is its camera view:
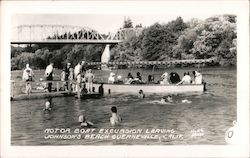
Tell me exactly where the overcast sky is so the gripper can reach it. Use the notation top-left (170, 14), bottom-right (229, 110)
top-left (12, 14), bottom-right (213, 34)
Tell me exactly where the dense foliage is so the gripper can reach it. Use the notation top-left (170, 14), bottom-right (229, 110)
top-left (11, 15), bottom-right (236, 70)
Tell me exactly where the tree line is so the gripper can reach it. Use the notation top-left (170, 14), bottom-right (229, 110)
top-left (11, 15), bottom-right (236, 70)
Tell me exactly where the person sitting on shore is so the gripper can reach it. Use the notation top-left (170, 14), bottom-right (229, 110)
top-left (110, 106), bottom-right (122, 126)
top-left (81, 84), bottom-right (88, 94)
top-left (169, 72), bottom-right (181, 84)
top-left (43, 100), bottom-right (52, 111)
top-left (78, 114), bottom-right (94, 127)
top-left (138, 90), bottom-right (145, 98)
top-left (192, 71), bottom-right (203, 84)
top-left (108, 72), bottom-right (115, 84)
top-left (160, 72), bottom-right (169, 84)
top-left (176, 72), bottom-right (192, 85)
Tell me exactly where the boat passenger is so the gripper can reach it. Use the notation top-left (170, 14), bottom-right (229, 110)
top-left (192, 71), bottom-right (203, 84)
top-left (85, 69), bottom-right (95, 93)
top-left (115, 75), bottom-right (123, 84)
top-left (23, 64), bottom-right (34, 94)
top-left (110, 106), bottom-right (122, 126)
top-left (169, 72), bottom-right (181, 84)
top-left (135, 72), bottom-right (142, 81)
top-left (127, 73), bottom-right (134, 79)
top-left (148, 75), bottom-right (154, 83)
top-left (124, 73), bottom-right (134, 84)
top-left (138, 90), bottom-right (145, 98)
top-left (176, 72), bottom-right (192, 85)
top-left (160, 72), bottom-right (169, 84)
top-left (43, 100), bottom-right (52, 111)
top-left (45, 62), bottom-right (54, 92)
top-left (108, 72), bottom-right (115, 84)
top-left (78, 114), bottom-right (94, 127)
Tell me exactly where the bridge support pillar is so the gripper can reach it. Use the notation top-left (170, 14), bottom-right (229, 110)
top-left (101, 44), bottom-right (110, 70)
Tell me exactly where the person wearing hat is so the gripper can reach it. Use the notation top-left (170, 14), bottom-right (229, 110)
top-left (108, 72), bottom-right (115, 83)
top-left (160, 72), bottom-right (169, 84)
top-left (23, 63), bottom-right (34, 94)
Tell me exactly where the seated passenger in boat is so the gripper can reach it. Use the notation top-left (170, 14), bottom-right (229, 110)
top-left (124, 73), bottom-right (134, 84)
top-left (148, 75), bottom-right (154, 83)
top-left (78, 114), bottom-right (94, 127)
top-left (108, 72), bottom-right (115, 84)
top-left (160, 72), bottom-right (169, 84)
top-left (110, 106), bottom-right (122, 126)
top-left (138, 90), bottom-right (145, 98)
top-left (192, 71), bottom-right (203, 84)
top-left (169, 72), bottom-right (181, 84)
top-left (114, 75), bottom-right (123, 84)
top-left (131, 72), bottom-right (143, 84)
top-left (176, 72), bottom-right (192, 85)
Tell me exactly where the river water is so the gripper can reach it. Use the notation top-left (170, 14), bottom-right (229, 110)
top-left (11, 67), bottom-right (236, 145)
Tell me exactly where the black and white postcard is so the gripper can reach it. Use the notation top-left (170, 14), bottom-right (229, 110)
top-left (1, 0), bottom-right (249, 158)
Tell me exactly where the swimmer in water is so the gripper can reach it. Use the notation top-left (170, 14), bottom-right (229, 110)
top-left (43, 100), bottom-right (52, 111)
top-left (181, 99), bottom-right (192, 104)
top-left (138, 90), bottom-right (145, 98)
top-left (166, 95), bottom-right (173, 103)
top-left (78, 114), bottom-right (94, 127)
top-left (110, 106), bottom-right (122, 126)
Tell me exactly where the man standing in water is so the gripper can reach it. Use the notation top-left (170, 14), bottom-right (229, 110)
top-left (110, 106), bottom-right (122, 126)
top-left (45, 62), bottom-right (54, 92)
top-left (22, 64), bottom-right (34, 94)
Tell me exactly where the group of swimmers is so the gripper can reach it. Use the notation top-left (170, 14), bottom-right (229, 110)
top-left (107, 70), bottom-right (203, 85)
top-left (43, 99), bottom-right (122, 127)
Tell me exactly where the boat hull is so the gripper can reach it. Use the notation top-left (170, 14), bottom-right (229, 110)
top-left (93, 83), bottom-right (205, 94)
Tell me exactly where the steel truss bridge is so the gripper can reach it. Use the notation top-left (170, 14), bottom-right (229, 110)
top-left (11, 25), bottom-right (143, 44)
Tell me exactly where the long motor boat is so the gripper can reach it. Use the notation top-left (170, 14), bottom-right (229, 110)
top-left (92, 83), bottom-right (206, 94)
top-left (87, 58), bottom-right (215, 94)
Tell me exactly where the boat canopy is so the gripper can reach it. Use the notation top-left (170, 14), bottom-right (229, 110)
top-left (86, 58), bottom-right (216, 66)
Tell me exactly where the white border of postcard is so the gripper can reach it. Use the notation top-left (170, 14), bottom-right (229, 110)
top-left (1, 1), bottom-right (249, 158)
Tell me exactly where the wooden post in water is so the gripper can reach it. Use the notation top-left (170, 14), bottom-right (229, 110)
top-left (77, 84), bottom-right (80, 99)
top-left (56, 82), bottom-right (59, 92)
